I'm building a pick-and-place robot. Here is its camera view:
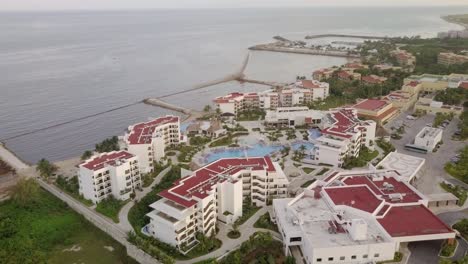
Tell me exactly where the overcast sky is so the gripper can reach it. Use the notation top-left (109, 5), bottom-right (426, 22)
top-left (2, 0), bottom-right (467, 11)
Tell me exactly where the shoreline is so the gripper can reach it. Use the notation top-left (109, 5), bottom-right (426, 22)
top-left (441, 15), bottom-right (468, 30)
top-left (4, 13), bottom-right (466, 165)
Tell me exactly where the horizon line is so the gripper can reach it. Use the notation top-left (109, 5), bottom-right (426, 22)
top-left (1, 4), bottom-right (468, 13)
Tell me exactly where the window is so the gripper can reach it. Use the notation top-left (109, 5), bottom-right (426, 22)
top-left (374, 253), bottom-right (380, 258)
top-left (328, 257), bottom-right (334, 261)
top-left (351, 255), bottom-right (356, 260)
top-left (316, 258), bottom-right (322, 262)
top-left (363, 254), bottom-right (368, 259)
top-left (340, 256), bottom-right (345, 261)
top-left (290, 237), bottom-right (302, 242)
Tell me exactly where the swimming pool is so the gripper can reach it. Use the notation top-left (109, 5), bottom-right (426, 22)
top-left (203, 140), bottom-right (315, 164)
top-left (308, 128), bottom-right (322, 140)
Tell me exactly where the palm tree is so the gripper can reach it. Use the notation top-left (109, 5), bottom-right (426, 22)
top-left (36, 158), bottom-right (57, 180)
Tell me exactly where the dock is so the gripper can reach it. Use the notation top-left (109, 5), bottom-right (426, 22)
top-left (305, 34), bottom-right (387, 40)
top-left (0, 142), bottom-right (30, 171)
top-left (143, 98), bottom-right (193, 115)
top-left (249, 44), bottom-right (360, 58)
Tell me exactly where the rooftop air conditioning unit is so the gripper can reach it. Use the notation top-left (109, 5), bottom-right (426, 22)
top-left (388, 193), bottom-right (403, 202)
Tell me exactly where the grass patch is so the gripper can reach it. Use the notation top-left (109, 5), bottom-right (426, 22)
top-left (301, 179), bottom-right (317, 188)
top-left (453, 219), bottom-right (468, 239)
top-left (440, 182), bottom-right (467, 206)
top-left (234, 198), bottom-right (260, 226)
top-left (227, 230), bottom-right (241, 239)
top-left (440, 240), bottom-right (457, 258)
top-left (343, 147), bottom-right (379, 169)
top-left (253, 213), bottom-right (279, 232)
top-left (317, 168), bottom-right (330, 176)
top-left (302, 167), bottom-right (315, 174)
top-left (55, 175), bottom-right (93, 206)
top-left (219, 232), bottom-right (289, 264)
top-left (0, 179), bottom-right (136, 264)
top-left (445, 146), bottom-right (468, 183)
top-left (95, 196), bottom-right (127, 223)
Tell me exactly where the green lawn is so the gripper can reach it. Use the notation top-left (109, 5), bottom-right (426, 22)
top-left (253, 213), bottom-right (279, 232)
top-left (301, 179), bottom-right (317, 188)
top-left (317, 168), bottom-right (330, 176)
top-left (96, 196), bottom-right (128, 223)
top-left (440, 182), bottom-right (467, 206)
top-left (302, 167), bottom-right (315, 174)
top-left (0, 181), bottom-right (135, 264)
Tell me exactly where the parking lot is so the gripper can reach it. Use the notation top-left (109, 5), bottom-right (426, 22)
top-left (385, 111), bottom-right (467, 195)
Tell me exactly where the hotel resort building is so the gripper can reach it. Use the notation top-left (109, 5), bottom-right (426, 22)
top-left (79, 151), bottom-right (141, 204)
top-left (353, 99), bottom-right (399, 125)
top-left (309, 108), bottom-right (376, 168)
top-left (145, 157), bottom-right (289, 251)
top-left (123, 116), bottom-right (181, 173)
top-left (213, 80), bottom-right (329, 116)
top-left (438, 52), bottom-right (468, 66)
top-left (265, 107), bottom-right (325, 127)
top-left (273, 169), bottom-right (455, 264)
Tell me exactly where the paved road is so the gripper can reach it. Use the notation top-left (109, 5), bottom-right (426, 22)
top-left (408, 209), bottom-right (468, 264)
top-left (385, 112), bottom-right (468, 194)
top-left (118, 166), bottom-right (171, 232)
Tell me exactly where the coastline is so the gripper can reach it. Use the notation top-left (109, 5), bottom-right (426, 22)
top-left (441, 15), bottom-right (468, 30)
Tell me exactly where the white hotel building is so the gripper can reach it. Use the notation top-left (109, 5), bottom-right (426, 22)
top-left (213, 80), bottom-right (329, 116)
top-left (273, 169), bottom-right (455, 264)
top-left (145, 157), bottom-right (289, 251)
top-left (123, 116), bottom-right (181, 173)
top-left (265, 107), bottom-right (376, 168)
top-left (79, 151), bottom-right (141, 204)
top-left (311, 108), bottom-right (376, 167)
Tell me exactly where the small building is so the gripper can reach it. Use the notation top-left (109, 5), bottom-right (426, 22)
top-left (361, 75), bottom-right (387, 85)
top-left (79, 151), bottom-right (141, 204)
top-left (414, 93), bottom-right (463, 116)
top-left (413, 127), bottom-right (443, 152)
top-left (391, 50), bottom-right (416, 67)
top-left (404, 74), bottom-right (448, 92)
top-left (377, 151), bottom-right (426, 184)
top-left (427, 193), bottom-right (459, 208)
top-left (186, 120), bottom-right (226, 138)
top-left (438, 52), bottom-right (468, 66)
top-left (353, 99), bottom-right (399, 125)
top-left (385, 90), bottom-right (418, 111)
top-left (265, 107), bottom-right (324, 127)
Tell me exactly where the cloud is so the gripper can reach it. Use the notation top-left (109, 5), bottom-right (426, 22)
top-left (1, 0), bottom-right (467, 11)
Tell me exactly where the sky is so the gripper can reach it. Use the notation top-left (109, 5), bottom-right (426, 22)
top-left (2, 0), bottom-right (468, 11)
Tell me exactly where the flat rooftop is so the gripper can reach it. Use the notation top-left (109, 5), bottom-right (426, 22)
top-left (416, 127), bottom-right (443, 140)
top-left (377, 152), bottom-right (425, 182)
top-left (126, 116), bottom-right (179, 145)
top-left (354, 99), bottom-right (389, 111)
top-left (275, 195), bottom-right (392, 248)
top-left (81, 151), bottom-right (134, 171)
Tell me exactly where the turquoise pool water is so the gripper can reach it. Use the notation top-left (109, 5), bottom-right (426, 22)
top-left (309, 128), bottom-right (322, 140)
top-left (204, 140), bottom-right (315, 164)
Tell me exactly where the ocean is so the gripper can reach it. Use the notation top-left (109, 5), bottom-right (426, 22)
top-left (1, 6), bottom-right (467, 163)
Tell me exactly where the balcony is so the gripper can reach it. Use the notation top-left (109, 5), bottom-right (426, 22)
top-left (156, 211), bottom-right (178, 223)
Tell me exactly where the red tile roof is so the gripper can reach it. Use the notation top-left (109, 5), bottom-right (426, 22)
top-left (325, 186), bottom-right (383, 213)
top-left (378, 205), bottom-right (452, 237)
top-left (354, 99), bottom-right (389, 111)
top-left (459, 81), bottom-right (468, 89)
top-left (81, 151), bottom-right (135, 171)
top-left (159, 156), bottom-right (277, 208)
top-left (126, 116), bottom-right (179, 145)
top-left (320, 108), bottom-right (362, 139)
top-left (300, 80), bottom-right (326, 89)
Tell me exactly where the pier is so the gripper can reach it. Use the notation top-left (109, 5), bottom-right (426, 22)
top-left (0, 142), bottom-right (30, 170)
top-left (143, 98), bottom-right (193, 115)
top-left (249, 44), bottom-right (360, 58)
top-left (305, 34), bottom-right (387, 40)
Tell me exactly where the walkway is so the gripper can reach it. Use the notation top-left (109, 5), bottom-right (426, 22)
top-left (0, 143), bottom-right (30, 170)
top-left (179, 206), bottom-right (281, 264)
top-left (117, 166), bottom-right (171, 232)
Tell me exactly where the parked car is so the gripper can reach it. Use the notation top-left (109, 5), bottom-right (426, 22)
top-left (406, 115), bottom-right (416, 120)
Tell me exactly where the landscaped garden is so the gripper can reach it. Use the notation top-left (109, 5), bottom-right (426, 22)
top-left (218, 232), bottom-right (294, 264)
top-left (445, 146), bottom-right (468, 183)
top-left (253, 212), bottom-right (279, 232)
top-left (440, 182), bottom-right (467, 206)
top-left (0, 178), bottom-right (136, 264)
